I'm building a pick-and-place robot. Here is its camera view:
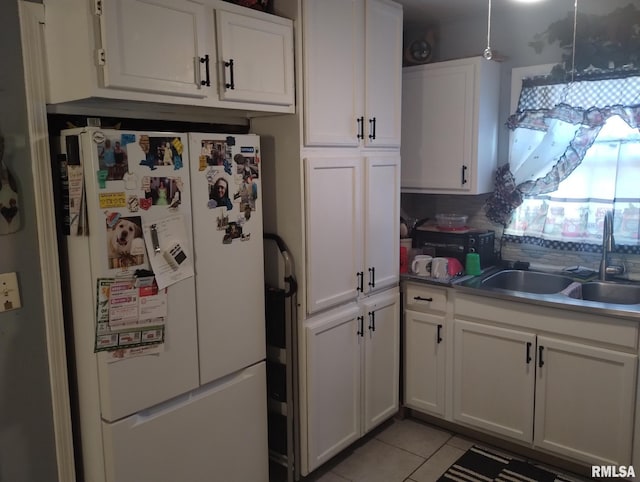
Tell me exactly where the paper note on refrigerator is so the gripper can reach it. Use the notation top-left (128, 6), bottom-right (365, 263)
top-left (67, 164), bottom-right (85, 236)
top-left (94, 277), bottom-right (166, 354)
top-left (142, 213), bottom-right (194, 290)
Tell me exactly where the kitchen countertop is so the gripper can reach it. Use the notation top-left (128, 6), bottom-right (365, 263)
top-left (401, 268), bottom-right (640, 322)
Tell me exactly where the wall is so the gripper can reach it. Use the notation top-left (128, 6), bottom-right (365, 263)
top-left (0, 1), bottom-right (58, 481)
top-left (402, 0), bottom-right (640, 277)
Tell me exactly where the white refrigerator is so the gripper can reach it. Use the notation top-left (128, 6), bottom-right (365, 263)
top-left (59, 127), bottom-right (267, 482)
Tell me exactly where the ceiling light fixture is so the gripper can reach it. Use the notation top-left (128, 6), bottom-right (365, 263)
top-left (483, 0), bottom-right (493, 60)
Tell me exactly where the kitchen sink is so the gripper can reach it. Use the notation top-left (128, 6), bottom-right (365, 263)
top-left (581, 281), bottom-right (640, 305)
top-left (480, 270), bottom-right (575, 294)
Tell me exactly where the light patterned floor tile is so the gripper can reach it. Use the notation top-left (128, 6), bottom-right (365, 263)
top-left (331, 438), bottom-right (425, 482)
top-left (446, 435), bottom-right (474, 452)
top-left (375, 419), bottom-right (452, 458)
top-left (410, 444), bottom-right (465, 482)
top-left (307, 471), bottom-right (352, 482)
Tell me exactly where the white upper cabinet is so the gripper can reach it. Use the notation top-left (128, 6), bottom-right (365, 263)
top-left (100, 0), bottom-right (210, 98)
top-left (363, 154), bottom-right (400, 293)
top-left (303, 0), bottom-right (364, 147)
top-left (363, 0), bottom-right (403, 147)
top-left (303, 0), bottom-right (402, 147)
top-left (305, 155), bottom-right (363, 314)
top-left (304, 153), bottom-right (399, 315)
top-left (43, 0), bottom-right (295, 113)
top-left (401, 57), bottom-right (500, 194)
top-left (216, 10), bottom-right (294, 106)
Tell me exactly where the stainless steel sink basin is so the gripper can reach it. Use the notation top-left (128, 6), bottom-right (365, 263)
top-left (480, 270), bottom-right (575, 294)
top-left (581, 281), bottom-right (640, 305)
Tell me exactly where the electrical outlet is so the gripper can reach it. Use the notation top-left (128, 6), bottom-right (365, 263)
top-left (0, 272), bottom-right (21, 312)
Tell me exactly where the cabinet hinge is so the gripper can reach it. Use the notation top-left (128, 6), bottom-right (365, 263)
top-left (97, 49), bottom-right (106, 66)
top-left (94, 0), bottom-right (103, 16)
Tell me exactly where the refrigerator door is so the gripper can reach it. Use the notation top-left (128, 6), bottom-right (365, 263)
top-left (102, 362), bottom-right (269, 482)
top-left (188, 133), bottom-right (266, 384)
top-left (65, 128), bottom-right (199, 421)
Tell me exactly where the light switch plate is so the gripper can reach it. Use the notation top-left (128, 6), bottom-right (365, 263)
top-left (0, 272), bottom-right (21, 312)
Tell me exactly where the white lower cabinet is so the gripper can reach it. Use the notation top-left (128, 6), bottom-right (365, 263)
top-left (305, 289), bottom-right (399, 472)
top-left (403, 283), bottom-right (448, 417)
top-left (533, 336), bottom-right (636, 466)
top-left (362, 291), bottom-right (401, 431)
top-left (452, 320), bottom-right (536, 442)
top-left (451, 302), bottom-right (637, 467)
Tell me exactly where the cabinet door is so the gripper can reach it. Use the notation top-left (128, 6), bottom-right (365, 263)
top-left (453, 320), bottom-right (535, 443)
top-left (362, 290), bottom-right (400, 432)
top-left (306, 305), bottom-right (362, 472)
top-left (363, 0), bottom-right (403, 147)
top-left (305, 156), bottom-right (363, 314)
top-left (401, 63), bottom-right (474, 191)
top-left (216, 11), bottom-right (294, 106)
top-left (404, 310), bottom-right (446, 416)
top-left (100, 0), bottom-right (210, 97)
top-left (534, 336), bottom-right (636, 466)
top-left (303, 0), bottom-right (365, 146)
top-left (363, 154), bottom-right (399, 294)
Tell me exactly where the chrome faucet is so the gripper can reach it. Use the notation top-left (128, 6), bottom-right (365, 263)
top-left (599, 210), bottom-right (624, 281)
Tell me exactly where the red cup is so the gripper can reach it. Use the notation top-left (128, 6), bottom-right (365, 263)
top-left (400, 247), bottom-right (408, 273)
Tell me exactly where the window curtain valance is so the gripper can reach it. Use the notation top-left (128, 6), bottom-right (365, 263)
top-left (485, 73), bottom-right (640, 226)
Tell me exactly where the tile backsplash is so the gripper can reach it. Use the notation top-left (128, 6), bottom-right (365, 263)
top-left (402, 193), bottom-right (640, 280)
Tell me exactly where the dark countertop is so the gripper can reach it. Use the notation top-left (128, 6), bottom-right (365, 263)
top-left (401, 268), bottom-right (640, 322)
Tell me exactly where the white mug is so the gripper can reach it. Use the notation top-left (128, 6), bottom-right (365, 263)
top-left (431, 257), bottom-right (449, 279)
top-left (411, 255), bottom-right (432, 276)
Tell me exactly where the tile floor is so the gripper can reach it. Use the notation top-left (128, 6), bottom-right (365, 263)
top-left (301, 417), bottom-right (594, 482)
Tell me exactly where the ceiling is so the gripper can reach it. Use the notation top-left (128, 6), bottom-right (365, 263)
top-left (394, 0), bottom-right (517, 25)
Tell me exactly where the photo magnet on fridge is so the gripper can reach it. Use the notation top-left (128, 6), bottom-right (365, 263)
top-left (105, 214), bottom-right (146, 269)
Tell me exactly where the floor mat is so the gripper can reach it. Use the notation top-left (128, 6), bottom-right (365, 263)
top-left (437, 445), bottom-right (591, 481)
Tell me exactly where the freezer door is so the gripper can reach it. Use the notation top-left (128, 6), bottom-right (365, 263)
top-left (102, 362), bottom-right (268, 482)
top-left (188, 133), bottom-right (266, 384)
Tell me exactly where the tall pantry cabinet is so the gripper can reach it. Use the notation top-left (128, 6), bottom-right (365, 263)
top-left (252, 0), bottom-right (402, 475)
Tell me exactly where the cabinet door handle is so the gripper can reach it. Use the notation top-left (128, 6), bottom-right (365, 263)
top-left (368, 117), bottom-right (376, 140)
top-left (224, 59), bottom-right (235, 90)
top-left (526, 342), bottom-right (532, 364)
top-left (368, 267), bottom-right (375, 288)
top-left (368, 311), bottom-right (376, 332)
top-left (437, 324), bottom-right (443, 344)
top-left (461, 165), bottom-right (468, 185)
top-left (199, 55), bottom-right (211, 87)
top-left (357, 315), bottom-right (364, 337)
top-left (357, 117), bottom-right (364, 140)
top-left (538, 345), bottom-right (545, 367)
top-left (356, 271), bottom-right (364, 292)
top-left (413, 296), bottom-right (433, 302)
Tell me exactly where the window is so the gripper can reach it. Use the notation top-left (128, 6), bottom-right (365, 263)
top-left (485, 68), bottom-right (640, 253)
top-left (505, 116), bottom-right (640, 249)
